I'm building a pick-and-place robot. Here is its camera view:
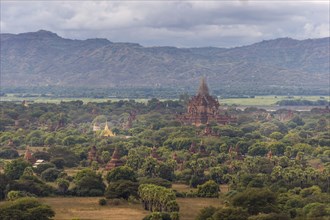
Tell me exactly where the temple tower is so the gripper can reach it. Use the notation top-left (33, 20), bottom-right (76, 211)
top-left (105, 147), bottom-right (124, 170)
top-left (177, 77), bottom-right (236, 127)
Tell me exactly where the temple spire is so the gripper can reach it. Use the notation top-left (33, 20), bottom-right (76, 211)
top-left (197, 77), bottom-right (209, 96)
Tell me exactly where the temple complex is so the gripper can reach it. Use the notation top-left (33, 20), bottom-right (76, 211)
top-left (105, 147), bottom-right (124, 170)
top-left (177, 77), bottom-right (236, 127)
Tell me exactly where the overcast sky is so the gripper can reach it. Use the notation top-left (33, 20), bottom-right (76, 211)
top-left (1, 0), bottom-right (329, 48)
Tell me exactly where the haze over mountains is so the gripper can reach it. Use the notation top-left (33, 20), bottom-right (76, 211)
top-left (1, 30), bottom-right (329, 95)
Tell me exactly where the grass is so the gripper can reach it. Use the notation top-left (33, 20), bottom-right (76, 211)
top-left (39, 197), bottom-right (149, 220)
top-left (172, 183), bottom-right (196, 193)
top-left (177, 197), bottom-right (222, 220)
top-left (38, 196), bottom-right (223, 220)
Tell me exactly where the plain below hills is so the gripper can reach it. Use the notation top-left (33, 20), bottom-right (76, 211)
top-left (1, 30), bottom-right (329, 95)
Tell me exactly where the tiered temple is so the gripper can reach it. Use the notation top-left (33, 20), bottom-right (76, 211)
top-left (87, 145), bottom-right (99, 164)
top-left (177, 77), bottom-right (236, 127)
top-left (105, 147), bottom-right (124, 170)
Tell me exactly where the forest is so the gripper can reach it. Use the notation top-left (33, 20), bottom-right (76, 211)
top-left (0, 99), bottom-right (329, 220)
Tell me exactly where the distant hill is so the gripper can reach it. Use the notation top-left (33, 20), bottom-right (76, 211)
top-left (1, 30), bottom-right (329, 95)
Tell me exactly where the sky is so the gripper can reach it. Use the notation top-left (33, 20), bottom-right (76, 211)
top-left (1, 0), bottom-right (329, 48)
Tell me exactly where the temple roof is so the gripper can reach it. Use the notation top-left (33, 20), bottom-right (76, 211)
top-left (197, 77), bottom-right (210, 96)
top-left (103, 122), bottom-right (115, 137)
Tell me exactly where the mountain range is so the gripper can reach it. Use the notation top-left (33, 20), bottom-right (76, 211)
top-left (1, 30), bottom-right (329, 95)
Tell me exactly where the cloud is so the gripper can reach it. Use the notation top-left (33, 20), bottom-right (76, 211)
top-left (1, 1), bottom-right (329, 47)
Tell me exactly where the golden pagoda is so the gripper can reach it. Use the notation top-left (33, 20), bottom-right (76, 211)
top-left (103, 121), bottom-right (115, 137)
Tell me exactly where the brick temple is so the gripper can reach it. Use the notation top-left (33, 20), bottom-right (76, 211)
top-left (177, 77), bottom-right (236, 127)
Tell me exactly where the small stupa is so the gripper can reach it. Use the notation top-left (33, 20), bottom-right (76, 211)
top-left (24, 146), bottom-right (36, 163)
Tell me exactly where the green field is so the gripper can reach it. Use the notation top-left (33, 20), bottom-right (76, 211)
top-left (219, 95), bottom-right (329, 106)
top-left (1, 94), bottom-right (328, 106)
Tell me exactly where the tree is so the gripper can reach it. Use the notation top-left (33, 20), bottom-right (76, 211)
top-left (106, 166), bottom-right (137, 183)
top-left (101, 151), bottom-right (111, 163)
top-left (50, 158), bottom-right (64, 169)
top-left (248, 143), bottom-right (268, 156)
top-left (9, 175), bottom-right (54, 197)
top-left (74, 169), bottom-right (105, 196)
top-left (23, 167), bottom-right (34, 177)
top-left (158, 162), bottom-right (175, 181)
top-left (0, 197), bottom-right (55, 220)
top-left (105, 180), bottom-right (139, 200)
top-left (56, 178), bottom-right (69, 195)
top-left (197, 180), bottom-right (219, 198)
top-left (212, 207), bottom-right (249, 220)
top-left (0, 174), bottom-right (9, 200)
top-left (48, 147), bottom-right (79, 167)
top-left (196, 206), bottom-right (217, 220)
top-left (209, 166), bottom-right (225, 184)
top-left (141, 157), bottom-right (159, 178)
top-left (4, 159), bottom-right (31, 180)
top-left (33, 162), bottom-right (55, 175)
top-left (0, 149), bottom-right (19, 159)
top-left (32, 151), bottom-right (51, 161)
top-left (232, 188), bottom-right (277, 215)
top-left (303, 202), bottom-right (329, 219)
top-left (139, 177), bottom-right (172, 188)
top-left (138, 184), bottom-right (177, 212)
top-left (126, 147), bottom-right (150, 170)
top-left (41, 168), bottom-right (61, 182)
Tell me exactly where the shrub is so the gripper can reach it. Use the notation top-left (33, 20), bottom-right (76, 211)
top-left (6, 191), bottom-right (35, 201)
top-left (232, 188), bottom-right (277, 215)
top-left (98, 198), bottom-right (107, 206)
top-left (41, 168), bottom-right (61, 182)
top-left (110, 199), bottom-right (121, 206)
top-left (197, 180), bottom-right (219, 198)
